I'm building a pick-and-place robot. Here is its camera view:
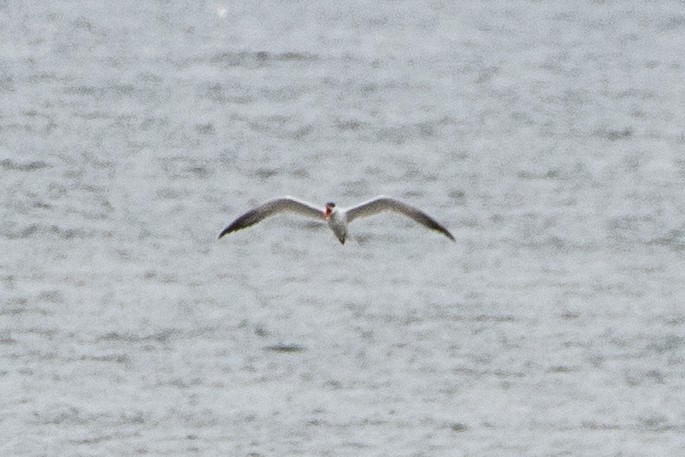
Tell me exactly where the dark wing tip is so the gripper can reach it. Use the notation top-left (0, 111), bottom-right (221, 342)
top-left (218, 222), bottom-right (239, 239)
top-left (217, 209), bottom-right (260, 240)
top-left (217, 227), bottom-right (231, 239)
top-left (427, 219), bottom-right (456, 241)
top-left (400, 203), bottom-right (455, 242)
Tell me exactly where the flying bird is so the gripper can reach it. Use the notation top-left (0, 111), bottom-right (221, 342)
top-left (218, 196), bottom-right (455, 244)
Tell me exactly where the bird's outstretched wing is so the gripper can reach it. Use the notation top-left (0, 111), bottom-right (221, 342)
top-left (218, 196), bottom-right (323, 239)
top-left (345, 196), bottom-right (455, 241)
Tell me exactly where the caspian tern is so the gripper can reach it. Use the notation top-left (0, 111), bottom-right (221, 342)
top-left (218, 196), bottom-right (455, 244)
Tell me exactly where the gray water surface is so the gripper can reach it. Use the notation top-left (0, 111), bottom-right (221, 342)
top-left (2, 1), bottom-right (685, 456)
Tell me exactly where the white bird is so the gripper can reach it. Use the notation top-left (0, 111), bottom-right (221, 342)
top-left (218, 196), bottom-right (455, 244)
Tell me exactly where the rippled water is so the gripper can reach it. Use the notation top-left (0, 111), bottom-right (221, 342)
top-left (2, 1), bottom-right (685, 455)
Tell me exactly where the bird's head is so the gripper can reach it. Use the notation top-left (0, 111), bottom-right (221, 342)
top-left (324, 202), bottom-right (336, 219)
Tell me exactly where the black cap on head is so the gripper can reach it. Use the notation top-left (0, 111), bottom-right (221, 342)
top-left (325, 202), bottom-right (336, 208)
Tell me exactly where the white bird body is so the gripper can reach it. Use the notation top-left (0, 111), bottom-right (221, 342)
top-left (218, 196), bottom-right (455, 244)
top-left (325, 206), bottom-right (350, 244)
